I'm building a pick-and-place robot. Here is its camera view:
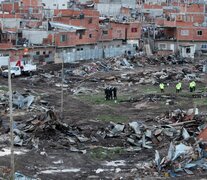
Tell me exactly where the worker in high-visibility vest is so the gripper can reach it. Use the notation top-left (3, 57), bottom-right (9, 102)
top-left (176, 82), bottom-right (182, 93)
top-left (189, 81), bottom-right (195, 92)
top-left (159, 83), bottom-right (165, 93)
top-left (192, 81), bottom-right (196, 92)
top-left (178, 82), bottom-right (182, 92)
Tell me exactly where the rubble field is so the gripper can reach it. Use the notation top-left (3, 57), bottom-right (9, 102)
top-left (0, 56), bottom-right (207, 179)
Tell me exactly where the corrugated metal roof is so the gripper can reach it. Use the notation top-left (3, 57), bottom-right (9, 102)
top-left (50, 22), bottom-right (86, 31)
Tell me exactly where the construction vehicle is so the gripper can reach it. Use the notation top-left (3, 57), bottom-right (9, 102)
top-left (2, 60), bottom-right (36, 78)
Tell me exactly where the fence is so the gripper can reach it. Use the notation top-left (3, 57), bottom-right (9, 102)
top-left (62, 45), bottom-right (136, 63)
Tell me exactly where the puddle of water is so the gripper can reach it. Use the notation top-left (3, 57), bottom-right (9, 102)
top-left (105, 160), bottom-right (126, 167)
top-left (95, 168), bottom-right (114, 174)
top-left (40, 168), bottom-right (80, 174)
top-left (53, 160), bottom-right (63, 164)
top-left (115, 168), bottom-right (121, 173)
top-left (0, 148), bottom-right (28, 157)
top-left (96, 168), bottom-right (104, 174)
top-left (136, 162), bottom-right (151, 169)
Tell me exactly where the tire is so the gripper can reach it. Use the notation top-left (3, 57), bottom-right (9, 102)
top-left (11, 73), bottom-right (15, 78)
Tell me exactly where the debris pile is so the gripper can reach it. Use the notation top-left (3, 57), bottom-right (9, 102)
top-left (0, 89), bottom-right (53, 113)
top-left (12, 56), bottom-right (204, 93)
top-left (12, 110), bottom-right (70, 147)
top-left (154, 137), bottom-right (207, 177)
top-left (74, 65), bottom-right (201, 87)
top-left (0, 55), bottom-right (207, 179)
top-left (152, 107), bottom-right (207, 177)
top-left (144, 55), bottom-right (194, 66)
top-left (91, 107), bottom-right (207, 176)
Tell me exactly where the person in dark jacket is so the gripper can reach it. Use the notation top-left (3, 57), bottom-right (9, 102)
top-left (104, 88), bottom-right (108, 100)
top-left (109, 87), bottom-right (113, 100)
top-left (105, 87), bottom-right (110, 100)
top-left (113, 87), bottom-right (117, 100)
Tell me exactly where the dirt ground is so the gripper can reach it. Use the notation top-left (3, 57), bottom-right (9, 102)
top-left (0, 61), bottom-right (207, 179)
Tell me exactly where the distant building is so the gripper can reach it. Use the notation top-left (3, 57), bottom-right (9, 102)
top-left (41, 0), bottom-right (69, 10)
top-left (96, 0), bottom-right (136, 16)
top-left (144, 0), bottom-right (166, 4)
top-left (154, 19), bottom-right (207, 57)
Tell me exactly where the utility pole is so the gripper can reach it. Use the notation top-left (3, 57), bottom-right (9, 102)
top-left (60, 53), bottom-right (64, 119)
top-left (102, 30), bottom-right (104, 58)
top-left (12, 0), bottom-right (14, 13)
top-left (8, 53), bottom-right (14, 180)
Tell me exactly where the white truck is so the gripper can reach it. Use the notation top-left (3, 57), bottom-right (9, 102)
top-left (2, 61), bottom-right (37, 78)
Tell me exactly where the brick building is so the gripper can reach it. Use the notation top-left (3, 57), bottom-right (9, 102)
top-left (151, 1), bottom-right (207, 57)
top-left (0, 0), bottom-right (140, 63)
top-left (155, 20), bottom-right (207, 56)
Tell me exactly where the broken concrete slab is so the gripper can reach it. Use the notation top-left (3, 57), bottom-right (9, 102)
top-left (129, 122), bottom-right (142, 135)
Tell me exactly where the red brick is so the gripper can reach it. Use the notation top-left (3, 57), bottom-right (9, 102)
top-left (0, 43), bottom-right (14, 49)
top-left (21, 0), bottom-right (39, 6)
top-left (1, 2), bottom-right (19, 13)
top-left (198, 127), bottom-right (207, 142)
top-left (126, 22), bottom-right (141, 40)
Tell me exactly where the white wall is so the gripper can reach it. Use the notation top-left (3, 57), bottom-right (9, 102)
top-left (97, 0), bottom-right (137, 16)
top-left (0, 18), bottom-right (21, 29)
top-left (121, 0), bottom-right (136, 8)
top-left (127, 40), bottom-right (139, 47)
top-left (97, 4), bottom-right (121, 16)
top-left (180, 45), bottom-right (195, 58)
top-left (42, 0), bottom-right (69, 9)
top-left (22, 30), bottom-right (49, 45)
top-left (143, 9), bottom-right (164, 17)
top-left (144, 0), bottom-right (166, 4)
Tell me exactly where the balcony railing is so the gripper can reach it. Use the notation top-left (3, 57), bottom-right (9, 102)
top-left (155, 34), bottom-right (176, 40)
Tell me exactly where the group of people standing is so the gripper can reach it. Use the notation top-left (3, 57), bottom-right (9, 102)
top-left (159, 81), bottom-right (196, 93)
top-left (104, 87), bottom-right (117, 100)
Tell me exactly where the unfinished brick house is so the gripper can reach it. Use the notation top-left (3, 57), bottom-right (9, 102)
top-left (0, 0), bottom-right (141, 63)
top-left (47, 9), bottom-right (141, 53)
top-left (154, 2), bottom-right (207, 58)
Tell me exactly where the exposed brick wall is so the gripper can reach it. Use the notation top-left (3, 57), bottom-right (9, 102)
top-left (0, 43), bottom-right (14, 49)
top-left (157, 50), bottom-right (173, 56)
top-left (111, 22), bottom-right (127, 40)
top-left (0, 14), bottom-right (21, 18)
top-left (1, 2), bottom-right (19, 13)
top-left (54, 9), bottom-right (100, 17)
top-left (55, 32), bottom-right (77, 47)
top-left (176, 14), bottom-right (204, 24)
top-left (99, 28), bottom-right (113, 42)
top-left (180, 4), bottom-right (204, 13)
top-left (54, 16), bottom-right (99, 30)
top-left (54, 31), bottom-right (99, 47)
top-left (164, 28), bottom-right (176, 38)
top-left (144, 4), bottom-right (163, 9)
top-left (21, 0), bottom-right (39, 6)
top-left (120, 7), bottom-right (130, 16)
top-left (177, 27), bottom-right (207, 41)
top-left (126, 22), bottom-right (141, 40)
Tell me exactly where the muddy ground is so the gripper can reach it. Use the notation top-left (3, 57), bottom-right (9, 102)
top-left (0, 61), bottom-right (207, 179)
